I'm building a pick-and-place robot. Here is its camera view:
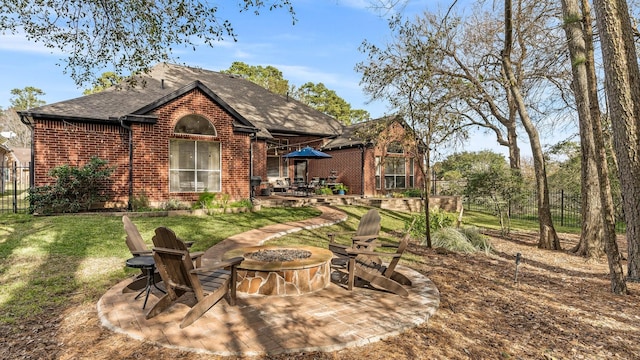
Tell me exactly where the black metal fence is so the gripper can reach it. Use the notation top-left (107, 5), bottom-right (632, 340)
top-left (465, 190), bottom-right (625, 232)
top-left (0, 162), bottom-right (30, 213)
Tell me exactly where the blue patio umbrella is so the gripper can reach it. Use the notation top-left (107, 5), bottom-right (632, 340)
top-left (282, 146), bottom-right (332, 159)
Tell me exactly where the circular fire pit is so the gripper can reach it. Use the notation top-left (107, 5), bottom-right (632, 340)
top-left (223, 245), bottom-right (333, 296)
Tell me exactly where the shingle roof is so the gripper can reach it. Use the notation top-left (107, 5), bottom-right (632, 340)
top-left (21, 63), bottom-right (344, 139)
top-left (322, 116), bottom-right (399, 150)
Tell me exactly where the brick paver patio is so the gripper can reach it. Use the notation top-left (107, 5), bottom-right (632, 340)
top-left (97, 206), bottom-right (440, 356)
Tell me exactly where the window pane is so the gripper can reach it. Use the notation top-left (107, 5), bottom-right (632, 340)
top-left (267, 157), bottom-right (280, 177)
top-left (397, 176), bottom-right (406, 188)
top-left (174, 114), bottom-right (216, 135)
top-left (170, 140), bottom-right (220, 192)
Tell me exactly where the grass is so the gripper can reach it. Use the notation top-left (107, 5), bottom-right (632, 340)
top-left (0, 207), bottom-right (320, 324)
top-left (0, 205), bottom-right (577, 326)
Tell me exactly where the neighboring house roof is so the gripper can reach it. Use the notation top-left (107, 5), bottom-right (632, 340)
top-left (19, 63), bottom-right (343, 139)
top-left (323, 116), bottom-right (401, 150)
top-left (10, 147), bottom-right (31, 166)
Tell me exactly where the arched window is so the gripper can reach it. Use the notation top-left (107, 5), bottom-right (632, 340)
top-left (174, 114), bottom-right (217, 135)
top-left (170, 115), bottom-right (221, 192)
top-left (387, 141), bottom-right (404, 154)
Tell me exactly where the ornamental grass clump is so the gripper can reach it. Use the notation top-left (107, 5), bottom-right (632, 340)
top-left (429, 226), bottom-right (492, 254)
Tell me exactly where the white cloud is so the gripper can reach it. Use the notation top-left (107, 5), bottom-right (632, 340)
top-left (0, 33), bottom-right (63, 55)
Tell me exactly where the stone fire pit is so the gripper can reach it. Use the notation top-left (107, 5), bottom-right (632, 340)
top-left (223, 245), bottom-right (333, 296)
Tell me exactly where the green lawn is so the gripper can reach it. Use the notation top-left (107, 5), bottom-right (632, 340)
top-left (0, 207), bottom-right (320, 324)
top-left (0, 205), bottom-right (574, 326)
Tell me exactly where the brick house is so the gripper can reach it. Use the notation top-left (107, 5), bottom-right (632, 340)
top-left (18, 63), bottom-right (424, 209)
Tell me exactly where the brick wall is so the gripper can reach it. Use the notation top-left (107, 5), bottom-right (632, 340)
top-left (33, 89), bottom-right (252, 209)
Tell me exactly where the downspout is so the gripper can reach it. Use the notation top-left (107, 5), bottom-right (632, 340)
top-left (18, 114), bottom-right (35, 188)
top-left (360, 145), bottom-right (365, 196)
top-left (119, 116), bottom-right (134, 211)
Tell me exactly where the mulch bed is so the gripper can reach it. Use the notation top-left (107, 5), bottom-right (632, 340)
top-left (2, 230), bottom-right (639, 359)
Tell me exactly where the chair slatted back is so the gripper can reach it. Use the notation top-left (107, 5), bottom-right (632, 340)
top-left (123, 215), bottom-right (149, 254)
top-left (152, 226), bottom-right (190, 252)
top-left (355, 209), bottom-right (381, 237)
top-left (152, 227), bottom-right (200, 298)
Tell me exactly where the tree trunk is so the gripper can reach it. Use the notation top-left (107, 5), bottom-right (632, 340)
top-left (592, 0), bottom-right (640, 282)
top-left (561, 0), bottom-right (605, 258)
top-left (503, 0), bottom-right (560, 250)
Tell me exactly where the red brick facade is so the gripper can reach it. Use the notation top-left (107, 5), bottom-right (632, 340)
top-left (33, 89), bottom-right (252, 208)
top-left (32, 90), bottom-right (423, 208)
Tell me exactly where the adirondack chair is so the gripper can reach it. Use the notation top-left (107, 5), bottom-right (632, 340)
top-left (146, 226), bottom-right (244, 328)
top-left (122, 215), bottom-right (204, 293)
top-left (327, 208), bottom-right (381, 261)
top-left (345, 231), bottom-right (413, 297)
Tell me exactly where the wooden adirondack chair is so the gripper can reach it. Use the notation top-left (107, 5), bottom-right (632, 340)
top-left (146, 226), bottom-right (244, 328)
top-left (345, 231), bottom-right (413, 297)
top-left (122, 215), bottom-right (204, 293)
top-left (327, 208), bottom-right (381, 260)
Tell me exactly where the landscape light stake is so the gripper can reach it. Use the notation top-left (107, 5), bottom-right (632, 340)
top-left (514, 253), bottom-right (522, 283)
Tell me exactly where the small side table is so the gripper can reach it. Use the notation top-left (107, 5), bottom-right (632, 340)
top-left (125, 256), bottom-right (165, 309)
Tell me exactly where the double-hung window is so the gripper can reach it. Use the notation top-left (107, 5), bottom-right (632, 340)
top-left (384, 157), bottom-right (406, 189)
top-left (169, 115), bottom-right (221, 192)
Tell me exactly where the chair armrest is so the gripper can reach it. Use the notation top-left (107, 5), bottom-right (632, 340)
top-left (190, 257), bottom-right (244, 274)
top-left (346, 248), bottom-right (402, 258)
top-left (189, 251), bottom-right (205, 259)
top-left (351, 235), bottom-right (379, 242)
top-left (131, 250), bottom-right (153, 256)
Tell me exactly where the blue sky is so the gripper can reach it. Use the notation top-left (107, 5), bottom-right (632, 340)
top-left (0, 0), bottom-right (515, 157)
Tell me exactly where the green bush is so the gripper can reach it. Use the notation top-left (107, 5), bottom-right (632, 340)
top-left (316, 186), bottom-right (333, 195)
top-left (406, 208), bottom-right (456, 238)
top-left (197, 191), bottom-right (216, 209)
top-left (28, 157), bottom-right (114, 214)
top-left (402, 188), bottom-right (423, 198)
top-left (431, 228), bottom-right (477, 253)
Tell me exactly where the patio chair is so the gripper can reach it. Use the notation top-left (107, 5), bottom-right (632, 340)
top-left (122, 216), bottom-right (204, 293)
top-left (344, 231), bottom-right (413, 297)
top-left (327, 208), bottom-right (381, 263)
top-left (145, 226), bottom-right (244, 328)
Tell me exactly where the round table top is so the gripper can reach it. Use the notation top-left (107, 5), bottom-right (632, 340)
top-left (125, 255), bottom-right (155, 269)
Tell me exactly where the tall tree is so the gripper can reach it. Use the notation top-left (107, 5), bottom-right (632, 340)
top-left (560, 0), bottom-right (605, 258)
top-left (9, 87), bottom-right (45, 110)
top-left (83, 72), bottom-right (124, 95)
top-left (0, 1), bottom-right (295, 85)
top-left (560, 0), bottom-right (626, 293)
top-left (291, 82), bottom-right (370, 124)
top-left (591, 0), bottom-right (640, 282)
top-left (358, 15), bottom-right (464, 247)
top-left (222, 61), bottom-right (291, 95)
top-left (224, 62), bottom-right (370, 124)
top-left (502, 0), bottom-right (560, 249)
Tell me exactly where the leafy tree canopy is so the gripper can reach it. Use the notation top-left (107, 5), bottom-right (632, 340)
top-left (221, 61), bottom-right (290, 95)
top-left (437, 150), bottom-right (509, 180)
top-left (222, 61), bottom-right (370, 124)
top-left (0, 1), bottom-right (295, 85)
top-left (9, 86), bottom-right (45, 110)
top-left (291, 82), bottom-right (370, 124)
top-left (83, 72), bottom-right (124, 95)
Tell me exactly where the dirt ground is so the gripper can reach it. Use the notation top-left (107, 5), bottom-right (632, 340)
top-left (3, 230), bottom-right (640, 360)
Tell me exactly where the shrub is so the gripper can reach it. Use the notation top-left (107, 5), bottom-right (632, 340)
top-left (406, 208), bottom-right (456, 239)
top-left (197, 191), bottom-right (216, 209)
top-left (161, 199), bottom-right (189, 210)
top-left (402, 188), bottom-right (423, 198)
top-left (131, 191), bottom-right (151, 211)
top-left (28, 157), bottom-right (114, 214)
